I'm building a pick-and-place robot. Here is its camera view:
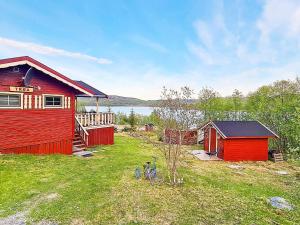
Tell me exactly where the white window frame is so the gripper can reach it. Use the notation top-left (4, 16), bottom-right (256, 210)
top-left (43, 94), bottom-right (64, 109)
top-left (0, 92), bottom-right (23, 109)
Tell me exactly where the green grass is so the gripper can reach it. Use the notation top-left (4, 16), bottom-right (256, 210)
top-left (0, 134), bottom-right (299, 225)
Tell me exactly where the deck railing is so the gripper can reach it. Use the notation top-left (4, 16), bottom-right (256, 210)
top-left (75, 117), bottom-right (89, 146)
top-left (75, 112), bottom-right (115, 127)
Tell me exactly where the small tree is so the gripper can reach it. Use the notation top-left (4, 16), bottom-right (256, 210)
top-left (128, 108), bottom-right (137, 131)
top-left (231, 89), bottom-right (243, 120)
top-left (197, 87), bottom-right (222, 121)
top-left (156, 86), bottom-right (198, 185)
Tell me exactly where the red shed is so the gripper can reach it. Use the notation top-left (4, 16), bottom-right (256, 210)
top-left (0, 56), bottom-right (115, 155)
top-left (199, 121), bottom-right (278, 161)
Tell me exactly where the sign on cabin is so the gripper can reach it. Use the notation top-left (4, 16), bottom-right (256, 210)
top-left (10, 86), bottom-right (34, 93)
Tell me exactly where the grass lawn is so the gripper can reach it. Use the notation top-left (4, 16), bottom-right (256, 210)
top-left (0, 134), bottom-right (300, 225)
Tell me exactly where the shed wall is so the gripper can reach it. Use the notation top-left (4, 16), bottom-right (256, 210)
top-left (164, 129), bottom-right (198, 145)
top-left (224, 138), bottom-right (268, 161)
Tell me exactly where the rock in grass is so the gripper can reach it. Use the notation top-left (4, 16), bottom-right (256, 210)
top-left (275, 170), bottom-right (289, 175)
top-left (228, 164), bottom-right (243, 170)
top-left (268, 197), bottom-right (293, 210)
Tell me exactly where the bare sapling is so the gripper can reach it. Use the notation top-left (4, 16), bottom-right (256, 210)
top-left (156, 86), bottom-right (198, 185)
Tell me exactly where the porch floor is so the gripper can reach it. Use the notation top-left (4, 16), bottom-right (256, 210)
top-left (191, 150), bottom-right (222, 161)
top-left (84, 124), bottom-right (114, 130)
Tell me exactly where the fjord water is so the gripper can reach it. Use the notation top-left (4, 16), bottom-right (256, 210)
top-left (85, 106), bottom-right (154, 116)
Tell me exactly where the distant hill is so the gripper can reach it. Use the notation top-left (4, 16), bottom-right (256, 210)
top-left (78, 95), bottom-right (161, 106)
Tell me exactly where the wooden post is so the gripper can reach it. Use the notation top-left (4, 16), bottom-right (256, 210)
top-left (75, 97), bottom-right (77, 113)
top-left (216, 133), bottom-right (218, 153)
top-left (208, 127), bottom-right (211, 153)
top-left (96, 97), bottom-right (99, 113)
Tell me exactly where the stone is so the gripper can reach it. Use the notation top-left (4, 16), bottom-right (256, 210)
top-left (228, 164), bottom-right (244, 170)
top-left (268, 197), bottom-right (293, 210)
top-left (275, 170), bottom-right (289, 175)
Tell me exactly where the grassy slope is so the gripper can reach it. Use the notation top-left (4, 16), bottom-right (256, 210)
top-left (0, 134), bottom-right (299, 225)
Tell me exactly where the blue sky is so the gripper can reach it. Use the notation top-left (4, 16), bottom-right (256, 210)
top-left (0, 0), bottom-right (299, 99)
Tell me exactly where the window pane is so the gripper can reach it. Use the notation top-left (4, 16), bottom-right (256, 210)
top-left (8, 95), bottom-right (20, 106)
top-left (0, 94), bottom-right (20, 107)
top-left (46, 100), bottom-right (53, 106)
top-left (45, 96), bottom-right (62, 107)
top-left (0, 95), bottom-right (9, 106)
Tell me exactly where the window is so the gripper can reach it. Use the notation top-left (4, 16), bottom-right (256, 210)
top-left (44, 95), bottom-right (63, 108)
top-left (0, 93), bottom-right (21, 108)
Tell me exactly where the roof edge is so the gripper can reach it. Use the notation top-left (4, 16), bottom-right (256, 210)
top-left (199, 121), bottom-right (227, 139)
top-left (257, 120), bottom-right (279, 138)
top-left (0, 56), bottom-right (93, 96)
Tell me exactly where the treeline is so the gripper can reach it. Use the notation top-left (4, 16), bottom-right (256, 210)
top-left (115, 111), bottom-right (156, 126)
top-left (196, 78), bottom-right (300, 159)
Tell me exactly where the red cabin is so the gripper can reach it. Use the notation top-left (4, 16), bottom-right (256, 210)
top-left (199, 121), bottom-right (278, 161)
top-left (164, 128), bottom-right (198, 145)
top-left (0, 56), bottom-right (115, 155)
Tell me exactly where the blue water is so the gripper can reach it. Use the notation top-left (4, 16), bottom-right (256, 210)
top-left (85, 106), bottom-right (154, 116)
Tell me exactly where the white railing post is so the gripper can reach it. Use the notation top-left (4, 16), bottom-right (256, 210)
top-left (75, 112), bottom-right (115, 127)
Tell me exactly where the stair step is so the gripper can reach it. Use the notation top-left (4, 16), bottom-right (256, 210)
top-left (74, 144), bottom-right (86, 148)
top-left (73, 146), bottom-right (86, 152)
top-left (73, 137), bottom-right (82, 141)
top-left (73, 140), bottom-right (82, 144)
top-left (73, 151), bottom-right (93, 157)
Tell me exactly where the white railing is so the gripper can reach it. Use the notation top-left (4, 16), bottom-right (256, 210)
top-left (75, 117), bottom-right (89, 146)
top-left (75, 112), bottom-right (115, 127)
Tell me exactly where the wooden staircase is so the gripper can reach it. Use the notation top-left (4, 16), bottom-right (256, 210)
top-left (73, 132), bottom-right (87, 153)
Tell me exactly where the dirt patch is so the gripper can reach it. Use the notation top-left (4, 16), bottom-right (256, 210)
top-left (44, 193), bottom-right (60, 201)
top-left (0, 212), bottom-right (27, 225)
top-left (0, 192), bottom-right (60, 225)
top-left (34, 220), bottom-right (58, 225)
top-left (70, 218), bottom-right (86, 225)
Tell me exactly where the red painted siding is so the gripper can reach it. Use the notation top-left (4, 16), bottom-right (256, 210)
top-left (87, 126), bottom-right (114, 146)
top-left (203, 127), bottom-right (217, 152)
top-left (210, 128), bottom-right (216, 151)
top-left (164, 129), bottom-right (197, 145)
top-left (217, 138), bottom-right (224, 159)
top-left (223, 138), bottom-right (268, 161)
top-left (0, 66), bottom-right (77, 154)
top-left (1, 139), bottom-right (72, 154)
top-left (204, 129), bottom-right (209, 150)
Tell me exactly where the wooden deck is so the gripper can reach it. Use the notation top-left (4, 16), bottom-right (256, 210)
top-left (74, 112), bottom-right (115, 149)
top-left (191, 150), bottom-right (221, 161)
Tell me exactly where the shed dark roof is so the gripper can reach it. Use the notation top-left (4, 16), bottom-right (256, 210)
top-left (74, 80), bottom-right (108, 98)
top-left (212, 121), bottom-right (278, 138)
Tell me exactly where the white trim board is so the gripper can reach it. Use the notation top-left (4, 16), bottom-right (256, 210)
top-left (0, 60), bottom-right (93, 96)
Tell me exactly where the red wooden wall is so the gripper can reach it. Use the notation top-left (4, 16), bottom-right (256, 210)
top-left (217, 138), bottom-right (224, 159)
top-left (87, 126), bottom-right (114, 146)
top-left (203, 127), bottom-right (217, 152)
top-left (223, 138), bottom-right (268, 161)
top-left (0, 66), bottom-right (78, 154)
top-left (164, 129), bottom-right (198, 145)
top-left (1, 139), bottom-right (73, 154)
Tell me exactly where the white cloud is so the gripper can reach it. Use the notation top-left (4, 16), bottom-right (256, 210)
top-left (257, 0), bottom-right (300, 42)
top-left (188, 11), bottom-right (235, 66)
top-left (193, 20), bottom-right (213, 49)
top-left (0, 37), bottom-right (112, 64)
top-left (130, 35), bottom-right (168, 53)
top-left (187, 41), bottom-right (214, 65)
